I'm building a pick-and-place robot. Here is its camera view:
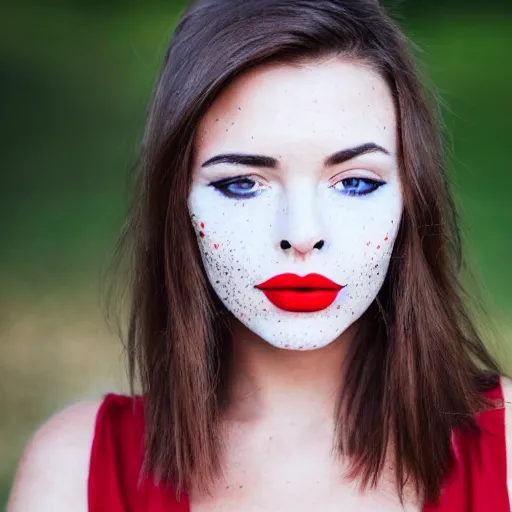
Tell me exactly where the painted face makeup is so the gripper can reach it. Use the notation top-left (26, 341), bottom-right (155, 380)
top-left (188, 57), bottom-right (403, 350)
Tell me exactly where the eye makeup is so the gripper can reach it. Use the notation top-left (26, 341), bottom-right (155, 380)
top-left (331, 177), bottom-right (386, 197)
top-left (209, 175), bottom-right (266, 199)
top-left (209, 174), bottom-right (387, 200)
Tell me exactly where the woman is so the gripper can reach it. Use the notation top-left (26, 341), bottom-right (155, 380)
top-left (8, 0), bottom-right (512, 510)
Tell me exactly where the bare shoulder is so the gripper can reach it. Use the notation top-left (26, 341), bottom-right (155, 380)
top-left (502, 376), bottom-right (512, 404)
top-left (500, 376), bottom-right (512, 507)
top-left (501, 375), bottom-right (512, 426)
top-left (7, 400), bottom-right (102, 512)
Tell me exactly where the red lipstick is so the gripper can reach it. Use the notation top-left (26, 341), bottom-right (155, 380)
top-left (255, 273), bottom-right (344, 313)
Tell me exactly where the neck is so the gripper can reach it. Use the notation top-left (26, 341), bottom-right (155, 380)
top-left (224, 319), bottom-right (355, 426)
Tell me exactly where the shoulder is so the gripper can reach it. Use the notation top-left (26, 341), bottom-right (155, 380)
top-left (7, 400), bottom-right (102, 512)
top-left (502, 375), bottom-right (512, 446)
top-left (502, 375), bottom-right (512, 404)
top-left (501, 375), bottom-right (512, 440)
top-left (501, 377), bottom-right (512, 504)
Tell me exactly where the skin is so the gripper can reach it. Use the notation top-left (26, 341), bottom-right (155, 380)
top-left (7, 59), bottom-right (512, 511)
top-left (188, 57), bottom-right (403, 510)
top-left (189, 57), bottom-right (402, 351)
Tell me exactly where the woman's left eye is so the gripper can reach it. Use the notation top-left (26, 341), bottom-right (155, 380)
top-left (209, 176), bottom-right (264, 199)
top-left (331, 177), bottom-right (385, 196)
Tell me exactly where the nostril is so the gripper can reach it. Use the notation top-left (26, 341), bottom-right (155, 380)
top-left (280, 240), bottom-right (292, 250)
top-left (314, 240), bottom-right (325, 250)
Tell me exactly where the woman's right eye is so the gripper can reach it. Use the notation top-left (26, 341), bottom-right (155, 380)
top-left (209, 176), bottom-right (264, 199)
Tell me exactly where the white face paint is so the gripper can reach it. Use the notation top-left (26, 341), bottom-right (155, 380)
top-left (188, 57), bottom-right (403, 350)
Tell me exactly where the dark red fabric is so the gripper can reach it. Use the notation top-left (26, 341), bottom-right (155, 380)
top-left (88, 382), bottom-right (510, 511)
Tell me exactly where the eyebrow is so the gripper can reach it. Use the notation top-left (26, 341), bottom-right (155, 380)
top-left (201, 142), bottom-right (390, 169)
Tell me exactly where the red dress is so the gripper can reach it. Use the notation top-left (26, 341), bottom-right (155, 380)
top-left (88, 382), bottom-right (510, 511)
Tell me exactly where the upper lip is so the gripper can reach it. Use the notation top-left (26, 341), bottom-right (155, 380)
top-left (255, 273), bottom-right (343, 291)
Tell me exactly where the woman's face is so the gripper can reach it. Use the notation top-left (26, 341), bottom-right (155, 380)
top-left (188, 57), bottom-right (402, 350)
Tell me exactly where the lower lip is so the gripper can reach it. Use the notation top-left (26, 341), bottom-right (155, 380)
top-left (260, 289), bottom-right (341, 313)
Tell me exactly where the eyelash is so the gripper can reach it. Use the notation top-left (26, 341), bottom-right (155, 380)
top-left (209, 176), bottom-right (386, 199)
top-left (209, 176), bottom-right (265, 199)
top-left (331, 177), bottom-right (386, 196)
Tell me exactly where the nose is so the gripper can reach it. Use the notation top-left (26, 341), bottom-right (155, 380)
top-left (278, 189), bottom-right (327, 257)
top-left (280, 239), bottom-right (325, 252)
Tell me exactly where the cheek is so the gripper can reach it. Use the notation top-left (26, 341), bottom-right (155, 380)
top-left (331, 206), bottom-right (401, 295)
top-left (189, 190), bottom-right (276, 259)
top-left (190, 215), bottom-right (267, 292)
top-left (334, 214), bottom-right (400, 261)
top-left (191, 219), bottom-right (220, 251)
top-left (363, 230), bottom-right (395, 257)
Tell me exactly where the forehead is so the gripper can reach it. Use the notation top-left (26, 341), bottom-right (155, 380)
top-left (195, 56), bottom-right (397, 159)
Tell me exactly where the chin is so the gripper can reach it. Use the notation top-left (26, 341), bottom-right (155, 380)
top-left (277, 343), bottom-right (326, 352)
top-left (256, 326), bottom-right (345, 352)
top-left (233, 310), bottom-right (358, 351)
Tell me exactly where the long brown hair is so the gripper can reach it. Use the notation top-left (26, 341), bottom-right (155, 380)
top-left (116, 0), bottom-right (501, 504)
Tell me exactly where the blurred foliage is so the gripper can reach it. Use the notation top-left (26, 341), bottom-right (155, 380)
top-left (1, 0), bottom-right (511, 303)
top-left (1, 0), bottom-right (511, 507)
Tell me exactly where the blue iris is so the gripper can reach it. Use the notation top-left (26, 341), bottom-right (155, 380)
top-left (333, 177), bottom-right (385, 196)
top-left (210, 176), bottom-right (385, 199)
top-left (211, 177), bottom-right (261, 199)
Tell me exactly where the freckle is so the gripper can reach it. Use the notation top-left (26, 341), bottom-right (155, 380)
top-left (199, 231), bottom-right (205, 237)
top-left (366, 242), bottom-right (371, 246)
top-left (337, 305), bottom-right (341, 310)
top-left (352, 312), bottom-right (355, 316)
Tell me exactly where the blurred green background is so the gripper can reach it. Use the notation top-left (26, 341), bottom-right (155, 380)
top-left (1, 0), bottom-right (511, 506)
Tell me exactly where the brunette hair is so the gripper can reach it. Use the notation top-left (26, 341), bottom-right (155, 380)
top-left (117, 0), bottom-right (501, 504)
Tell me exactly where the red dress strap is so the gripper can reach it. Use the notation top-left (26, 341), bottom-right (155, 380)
top-left (88, 393), bottom-right (189, 512)
top-left (423, 379), bottom-right (510, 511)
